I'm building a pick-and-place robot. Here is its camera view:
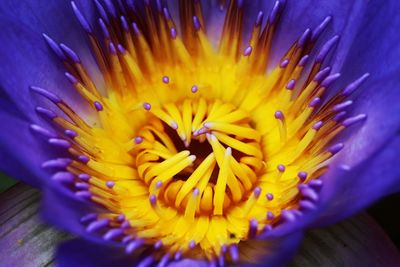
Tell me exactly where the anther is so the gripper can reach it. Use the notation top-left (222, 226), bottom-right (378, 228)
top-left (99, 18), bottom-right (110, 39)
top-left (229, 244), bottom-right (239, 263)
top-left (109, 42), bottom-right (117, 54)
top-left (120, 16), bottom-right (129, 32)
top-left (243, 46), bottom-right (253, 56)
top-left (189, 240), bottom-right (196, 249)
top-left (163, 7), bottom-right (171, 21)
top-left (266, 193), bottom-right (274, 201)
top-left (52, 172), bottom-right (74, 183)
top-left (116, 214), bottom-right (125, 222)
top-left (313, 67), bottom-right (331, 83)
top-left (143, 102), bottom-right (151, 110)
top-left (174, 250), bottom-right (183, 261)
top-left (76, 191), bottom-right (92, 199)
top-left (309, 97), bottom-right (321, 107)
top-left (137, 255), bottom-right (154, 267)
top-left (65, 72), bottom-right (78, 84)
top-left (75, 191), bottom-right (92, 199)
top-left (274, 110), bottom-right (284, 120)
top-left (308, 179), bottom-right (323, 189)
top-left (48, 138), bottom-right (71, 149)
top-left (299, 55), bottom-right (309, 67)
top-left (125, 239), bottom-right (144, 254)
top-left (298, 28), bottom-right (311, 48)
top-left (42, 33), bottom-right (67, 61)
top-left (297, 171), bottom-right (308, 181)
top-left (248, 219), bottom-right (258, 238)
top-left (30, 86), bottom-right (61, 104)
top-left (80, 213), bottom-right (97, 224)
top-left (333, 111), bottom-right (347, 122)
top-left (321, 73), bottom-right (341, 88)
top-left (280, 59), bottom-right (289, 68)
top-left (191, 85), bottom-right (199, 93)
top-left (154, 240), bottom-right (163, 250)
top-left (155, 181), bottom-right (163, 189)
top-left (71, 1), bottom-right (92, 33)
top-left (253, 187), bottom-right (262, 198)
top-left (30, 124), bottom-right (56, 138)
top-left (333, 100), bottom-right (353, 112)
top-left (86, 218), bottom-right (110, 233)
top-left (300, 200), bottom-right (317, 211)
top-left (94, 101), bottom-right (103, 111)
top-left (158, 253), bottom-right (171, 267)
top-left (64, 129), bottom-right (77, 138)
top-left (286, 79), bottom-right (296, 90)
top-left (149, 194), bottom-right (157, 206)
top-left (122, 235), bottom-right (134, 244)
top-left (341, 73), bottom-right (370, 96)
top-left (42, 158), bottom-right (72, 169)
top-left (277, 164), bottom-right (285, 172)
top-left (132, 22), bottom-right (141, 35)
top-left (280, 210), bottom-right (296, 222)
top-left (316, 35), bottom-right (339, 63)
top-left (78, 155), bottom-right (90, 163)
top-left (94, 0), bottom-right (110, 24)
top-left (312, 121), bottom-right (323, 130)
top-left (162, 76), bottom-right (170, 84)
top-left (328, 143), bottom-right (344, 155)
top-left (121, 221), bottom-right (130, 229)
top-left (193, 16), bottom-right (201, 31)
top-left (170, 28), bottom-right (177, 39)
top-left (311, 16), bottom-right (332, 42)
top-left (342, 114), bottom-right (367, 127)
top-left (117, 44), bottom-right (126, 54)
top-left (106, 181), bottom-right (115, 189)
top-left (255, 11), bottom-right (264, 27)
top-left (78, 173), bottom-right (90, 181)
top-left (103, 0), bottom-right (117, 18)
top-left (134, 136), bottom-right (143, 144)
top-left (269, 1), bottom-right (282, 24)
top-left (60, 43), bottom-right (81, 63)
top-left (267, 211), bottom-right (274, 220)
top-left (300, 187), bottom-right (319, 202)
top-left (103, 228), bottom-right (124, 241)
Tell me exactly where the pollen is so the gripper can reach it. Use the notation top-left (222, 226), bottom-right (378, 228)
top-left (31, 1), bottom-right (368, 265)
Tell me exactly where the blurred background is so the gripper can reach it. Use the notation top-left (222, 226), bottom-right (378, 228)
top-left (1, 172), bottom-right (399, 249)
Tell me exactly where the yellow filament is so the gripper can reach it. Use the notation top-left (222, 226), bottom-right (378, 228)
top-left (213, 147), bottom-right (231, 215)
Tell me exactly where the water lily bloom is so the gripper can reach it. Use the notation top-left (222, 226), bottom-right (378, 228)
top-left (1, 0), bottom-right (400, 266)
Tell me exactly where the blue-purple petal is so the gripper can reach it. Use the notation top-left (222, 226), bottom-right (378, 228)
top-left (333, 0), bottom-right (400, 163)
top-left (56, 239), bottom-right (135, 267)
top-left (311, 0), bottom-right (400, 224)
top-left (167, 232), bottom-right (303, 267)
top-left (40, 181), bottom-right (108, 244)
top-left (0, 0), bottom-right (100, 120)
top-left (314, 135), bottom-right (400, 226)
top-left (0, 111), bottom-right (48, 187)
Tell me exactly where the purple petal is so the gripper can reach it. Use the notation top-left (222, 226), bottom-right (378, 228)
top-left (311, 1), bottom-right (400, 224)
top-left (0, 0), bottom-right (101, 119)
top-left (271, 0), bottom-right (366, 69)
top-left (315, 135), bottom-right (400, 226)
top-left (56, 239), bottom-right (135, 267)
top-left (333, 0), bottom-right (400, 164)
top-left (40, 182), bottom-right (107, 243)
top-left (201, 0), bottom-right (366, 70)
top-left (167, 232), bottom-right (303, 267)
top-left (258, 0), bottom-right (400, 236)
top-left (0, 111), bottom-right (49, 187)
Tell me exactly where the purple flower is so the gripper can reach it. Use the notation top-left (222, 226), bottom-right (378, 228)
top-left (1, 0), bottom-right (400, 266)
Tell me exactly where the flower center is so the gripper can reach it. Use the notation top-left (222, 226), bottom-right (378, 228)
top-left (135, 98), bottom-right (263, 216)
top-left (30, 1), bottom-right (368, 265)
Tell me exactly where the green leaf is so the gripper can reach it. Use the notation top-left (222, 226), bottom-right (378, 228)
top-left (0, 173), bottom-right (17, 193)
